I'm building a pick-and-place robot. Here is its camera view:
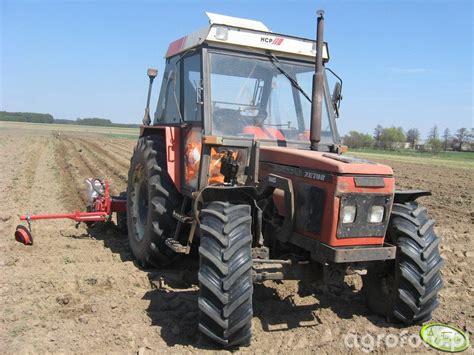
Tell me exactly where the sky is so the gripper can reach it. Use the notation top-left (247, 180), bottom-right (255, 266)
top-left (1, 0), bottom-right (472, 137)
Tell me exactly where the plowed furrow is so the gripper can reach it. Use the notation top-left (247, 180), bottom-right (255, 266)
top-left (81, 139), bottom-right (131, 168)
top-left (55, 137), bottom-right (95, 210)
top-left (65, 137), bottom-right (127, 195)
top-left (109, 138), bottom-right (136, 150)
top-left (69, 138), bottom-right (127, 177)
top-left (101, 141), bottom-right (134, 156)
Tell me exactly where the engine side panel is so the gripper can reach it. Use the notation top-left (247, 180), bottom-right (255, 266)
top-left (260, 162), bottom-right (395, 247)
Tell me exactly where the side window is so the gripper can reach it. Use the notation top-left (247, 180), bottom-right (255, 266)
top-left (154, 57), bottom-right (181, 123)
top-left (182, 54), bottom-right (202, 122)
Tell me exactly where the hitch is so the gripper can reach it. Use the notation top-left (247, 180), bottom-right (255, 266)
top-left (252, 258), bottom-right (323, 282)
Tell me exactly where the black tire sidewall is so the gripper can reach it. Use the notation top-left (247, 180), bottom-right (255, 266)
top-left (363, 201), bottom-right (442, 324)
top-left (127, 136), bottom-right (179, 266)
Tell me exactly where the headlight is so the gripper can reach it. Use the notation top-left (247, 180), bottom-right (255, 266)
top-left (342, 205), bottom-right (356, 224)
top-left (369, 205), bottom-right (384, 223)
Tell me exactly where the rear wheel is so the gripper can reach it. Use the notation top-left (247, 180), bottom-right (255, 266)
top-left (362, 201), bottom-right (444, 324)
top-left (198, 201), bottom-right (253, 348)
top-left (127, 135), bottom-right (181, 267)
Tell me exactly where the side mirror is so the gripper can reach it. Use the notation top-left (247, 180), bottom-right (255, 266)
top-left (331, 81), bottom-right (342, 118)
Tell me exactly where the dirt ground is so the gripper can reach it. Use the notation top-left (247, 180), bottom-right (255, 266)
top-left (0, 128), bottom-right (473, 354)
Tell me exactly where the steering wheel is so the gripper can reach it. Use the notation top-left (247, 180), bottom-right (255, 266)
top-left (251, 110), bottom-right (268, 127)
top-left (212, 108), bottom-right (246, 135)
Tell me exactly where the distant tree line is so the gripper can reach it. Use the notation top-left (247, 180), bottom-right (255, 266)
top-left (0, 111), bottom-right (54, 123)
top-left (343, 125), bottom-right (473, 153)
top-left (0, 111), bottom-right (139, 128)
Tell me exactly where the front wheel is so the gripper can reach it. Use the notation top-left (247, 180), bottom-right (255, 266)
top-left (362, 201), bottom-right (444, 324)
top-left (198, 201), bottom-right (253, 348)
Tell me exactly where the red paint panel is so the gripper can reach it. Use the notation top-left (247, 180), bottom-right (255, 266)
top-left (165, 37), bottom-right (186, 58)
top-left (260, 146), bottom-right (394, 175)
top-left (165, 127), bottom-right (181, 192)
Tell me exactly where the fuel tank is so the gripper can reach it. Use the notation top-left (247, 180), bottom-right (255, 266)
top-left (258, 147), bottom-right (395, 247)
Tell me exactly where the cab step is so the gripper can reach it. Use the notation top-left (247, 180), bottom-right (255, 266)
top-left (165, 238), bottom-right (191, 254)
top-left (172, 210), bottom-right (194, 224)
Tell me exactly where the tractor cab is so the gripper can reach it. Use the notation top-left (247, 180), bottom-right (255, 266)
top-left (148, 12), bottom-right (342, 194)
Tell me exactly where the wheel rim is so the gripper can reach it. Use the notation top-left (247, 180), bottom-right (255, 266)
top-left (132, 164), bottom-right (148, 241)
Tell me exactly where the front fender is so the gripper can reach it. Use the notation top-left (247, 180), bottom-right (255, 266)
top-left (197, 186), bottom-right (260, 244)
top-left (394, 189), bottom-right (431, 204)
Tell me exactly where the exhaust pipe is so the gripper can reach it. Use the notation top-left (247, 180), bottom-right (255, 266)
top-left (310, 10), bottom-right (325, 151)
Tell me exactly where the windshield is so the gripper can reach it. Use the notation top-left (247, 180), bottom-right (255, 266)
top-left (209, 52), bottom-right (335, 144)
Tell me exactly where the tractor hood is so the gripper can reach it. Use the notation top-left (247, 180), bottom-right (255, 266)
top-left (259, 147), bottom-right (393, 176)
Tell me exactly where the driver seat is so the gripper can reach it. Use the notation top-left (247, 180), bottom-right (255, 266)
top-left (242, 126), bottom-right (285, 140)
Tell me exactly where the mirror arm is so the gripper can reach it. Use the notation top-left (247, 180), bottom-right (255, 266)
top-left (326, 67), bottom-right (343, 89)
top-left (326, 67), bottom-right (343, 118)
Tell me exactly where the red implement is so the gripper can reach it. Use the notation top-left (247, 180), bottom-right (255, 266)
top-left (14, 179), bottom-right (126, 245)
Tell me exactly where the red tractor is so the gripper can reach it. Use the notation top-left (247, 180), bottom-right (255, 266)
top-left (126, 11), bottom-right (443, 347)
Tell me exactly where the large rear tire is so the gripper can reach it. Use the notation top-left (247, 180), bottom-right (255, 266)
top-left (126, 135), bottom-right (181, 267)
top-left (362, 201), bottom-right (444, 324)
top-left (198, 201), bottom-right (253, 348)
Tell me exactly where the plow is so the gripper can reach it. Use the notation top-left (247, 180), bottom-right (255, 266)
top-left (13, 10), bottom-right (444, 348)
top-left (14, 179), bottom-right (126, 245)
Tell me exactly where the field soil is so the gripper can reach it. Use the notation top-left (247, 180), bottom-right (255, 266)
top-left (1, 128), bottom-right (473, 353)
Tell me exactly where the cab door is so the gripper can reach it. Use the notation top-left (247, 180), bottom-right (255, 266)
top-left (180, 51), bottom-right (204, 196)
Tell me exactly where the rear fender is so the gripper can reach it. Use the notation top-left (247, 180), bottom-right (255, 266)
top-left (139, 125), bottom-right (181, 192)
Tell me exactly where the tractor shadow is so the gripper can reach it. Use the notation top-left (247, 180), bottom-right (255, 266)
top-left (141, 265), bottom-right (394, 349)
top-left (76, 223), bottom-right (395, 347)
top-left (142, 258), bottom-right (202, 347)
top-left (84, 221), bottom-right (134, 262)
top-left (252, 279), bottom-right (394, 333)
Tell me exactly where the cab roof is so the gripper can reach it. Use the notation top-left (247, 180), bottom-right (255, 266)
top-left (165, 12), bottom-right (329, 62)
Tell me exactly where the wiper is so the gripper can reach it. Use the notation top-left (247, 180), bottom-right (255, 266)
top-left (268, 53), bottom-right (311, 103)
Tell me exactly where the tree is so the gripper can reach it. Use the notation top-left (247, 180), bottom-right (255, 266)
top-left (373, 125), bottom-right (384, 148)
top-left (428, 125), bottom-right (439, 140)
top-left (380, 126), bottom-right (406, 150)
top-left (429, 138), bottom-right (442, 153)
top-left (442, 128), bottom-right (450, 151)
top-left (76, 117), bottom-right (113, 126)
top-left (406, 128), bottom-right (420, 149)
top-left (454, 127), bottom-right (471, 151)
top-left (343, 131), bottom-right (374, 149)
top-left (0, 111), bottom-right (54, 123)
top-left (427, 125), bottom-right (442, 153)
